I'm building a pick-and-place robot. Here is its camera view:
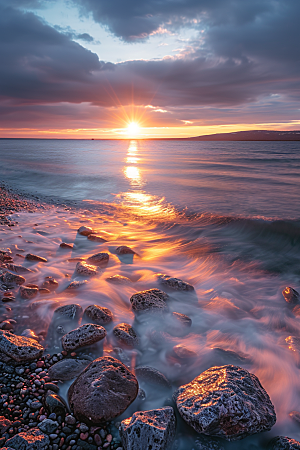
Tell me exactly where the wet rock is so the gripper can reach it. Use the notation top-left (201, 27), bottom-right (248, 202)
top-left (68, 356), bottom-right (138, 423)
top-left (47, 304), bottom-right (83, 349)
top-left (45, 390), bottom-right (68, 416)
top-left (21, 329), bottom-right (39, 341)
top-left (166, 312), bottom-right (192, 336)
top-left (53, 303), bottom-right (83, 321)
top-left (6, 428), bottom-right (50, 449)
top-left (130, 289), bottom-right (169, 314)
top-left (113, 323), bottom-right (139, 347)
top-left (20, 285), bottom-right (39, 299)
top-left (173, 364), bottom-right (276, 441)
top-left (156, 273), bottom-right (194, 291)
top-left (84, 305), bottom-right (113, 325)
top-left (135, 366), bottom-right (171, 388)
top-left (87, 234), bottom-right (107, 242)
top-left (41, 277), bottom-right (58, 291)
top-left (116, 246), bottom-right (135, 255)
top-left (172, 344), bottom-right (197, 361)
top-left (60, 242), bottom-right (74, 249)
top-left (268, 436), bottom-right (300, 449)
top-left (1, 271), bottom-right (25, 287)
top-left (38, 418), bottom-right (59, 434)
top-left (0, 416), bottom-right (12, 433)
top-left (62, 323), bottom-right (106, 351)
top-left (211, 347), bottom-right (252, 364)
top-left (25, 253), bottom-right (48, 263)
top-left (48, 358), bottom-right (90, 381)
top-left (106, 274), bottom-right (132, 285)
top-left (86, 252), bottom-right (109, 267)
top-left (78, 226), bottom-right (93, 236)
top-left (0, 330), bottom-right (43, 363)
top-left (75, 261), bottom-right (98, 276)
top-left (120, 407), bottom-right (176, 450)
top-left (6, 263), bottom-right (33, 274)
top-left (67, 279), bottom-right (88, 289)
top-left (283, 287), bottom-right (299, 304)
top-left (289, 411), bottom-right (300, 424)
top-left (0, 320), bottom-right (14, 330)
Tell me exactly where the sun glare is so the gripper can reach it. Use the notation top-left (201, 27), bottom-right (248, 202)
top-left (127, 122), bottom-right (140, 135)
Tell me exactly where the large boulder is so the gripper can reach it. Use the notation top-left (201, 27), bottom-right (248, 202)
top-left (68, 356), bottom-right (138, 423)
top-left (173, 365), bottom-right (276, 441)
top-left (130, 289), bottom-right (169, 314)
top-left (268, 436), bottom-right (300, 449)
top-left (61, 324), bottom-right (106, 351)
top-left (120, 407), bottom-right (176, 450)
top-left (0, 330), bottom-right (43, 364)
top-left (48, 358), bottom-right (90, 381)
top-left (5, 428), bottom-right (50, 449)
top-left (84, 305), bottom-right (113, 325)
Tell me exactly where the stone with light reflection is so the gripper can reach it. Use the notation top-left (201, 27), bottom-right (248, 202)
top-left (5, 427), bottom-right (50, 449)
top-left (75, 261), bottom-right (98, 276)
top-left (156, 273), bottom-right (194, 291)
top-left (0, 330), bottom-right (43, 363)
top-left (78, 226), bottom-right (94, 236)
top-left (68, 356), bottom-right (138, 423)
top-left (268, 436), bottom-right (300, 449)
top-left (130, 288), bottom-right (169, 314)
top-left (61, 323), bottom-right (106, 351)
top-left (120, 407), bottom-right (176, 450)
top-left (173, 365), bottom-right (276, 441)
top-left (87, 252), bottom-right (109, 267)
top-left (87, 234), bottom-right (107, 242)
top-left (116, 246), bottom-right (135, 255)
top-left (282, 287), bottom-right (299, 304)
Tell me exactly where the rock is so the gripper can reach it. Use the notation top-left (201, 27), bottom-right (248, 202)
top-left (20, 285), bottom-right (39, 300)
top-left (166, 312), bottom-right (192, 336)
top-left (41, 277), bottom-right (58, 291)
top-left (156, 273), bottom-right (194, 291)
top-left (0, 330), bottom-right (43, 363)
top-left (106, 274), bottom-right (132, 285)
top-left (130, 289), bottom-right (169, 314)
top-left (135, 366), bottom-right (171, 388)
top-left (173, 364), bottom-right (276, 441)
top-left (116, 246), bottom-right (135, 255)
top-left (21, 329), bottom-right (39, 341)
top-left (285, 336), bottom-right (300, 352)
top-left (120, 407), bottom-right (176, 450)
top-left (38, 418), bottom-right (59, 434)
top-left (53, 303), bottom-right (83, 321)
top-left (6, 428), bottom-right (50, 449)
top-left (60, 242), bottom-right (74, 249)
top-left (68, 356), bottom-right (138, 423)
top-left (47, 304), bottom-right (83, 348)
top-left (0, 416), bottom-right (12, 433)
top-left (268, 436), bottom-right (300, 449)
top-left (45, 390), bottom-right (68, 416)
top-left (84, 305), bottom-right (113, 325)
top-left (48, 358), bottom-right (90, 381)
top-left (62, 324), bottom-right (106, 351)
top-left (25, 254), bottom-right (48, 263)
top-left (0, 320), bottom-right (14, 330)
top-left (283, 287), bottom-right (299, 304)
top-left (75, 261), bottom-right (98, 277)
top-left (86, 253), bottom-right (109, 267)
top-left (65, 414), bottom-right (76, 425)
top-left (87, 234), bottom-right (107, 242)
top-left (67, 279), bottom-right (88, 290)
top-left (113, 323), bottom-right (139, 347)
top-left (1, 271), bottom-right (25, 287)
top-left (172, 344), bottom-right (197, 361)
top-left (78, 226), bottom-right (93, 236)
top-left (6, 264), bottom-right (33, 274)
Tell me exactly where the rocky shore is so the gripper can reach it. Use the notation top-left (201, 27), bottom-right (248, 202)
top-left (0, 185), bottom-right (300, 450)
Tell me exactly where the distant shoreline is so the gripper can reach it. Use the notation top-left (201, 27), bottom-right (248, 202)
top-left (1, 130), bottom-right (300, 141)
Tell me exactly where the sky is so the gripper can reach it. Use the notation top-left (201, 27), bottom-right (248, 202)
top-left (0, 0), bottom-right (300, 138)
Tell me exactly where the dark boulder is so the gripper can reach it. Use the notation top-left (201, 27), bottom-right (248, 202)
top-left (113, 323), bottom-right (139, 347)
top-left (84, 305), bottom-right (113, 325)
top-left (0, 330), bottom-right (43, 364)
top-left (156, 273), bottom-right (194, 291)
top-left (5, 428), bottom-right (50, 449)
top-left (268, 436), bottom-right (300, 449)
top-left (61, 323), bottom-right (106, 351)
top-left (130, 289), bottom-right (169, 314)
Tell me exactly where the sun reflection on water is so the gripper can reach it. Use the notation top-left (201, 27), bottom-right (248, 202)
top-left (122, 140), bottom-right (177, 219)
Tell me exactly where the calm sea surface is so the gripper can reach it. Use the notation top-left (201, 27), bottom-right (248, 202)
top-left (0, 139), bottom-right (299, 219)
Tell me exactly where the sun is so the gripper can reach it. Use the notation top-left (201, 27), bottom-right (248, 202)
top-left (127, 122), bottom-right (140, 135)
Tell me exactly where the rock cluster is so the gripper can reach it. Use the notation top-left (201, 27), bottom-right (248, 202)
top-left (173, 364), bottom-right (276, 441)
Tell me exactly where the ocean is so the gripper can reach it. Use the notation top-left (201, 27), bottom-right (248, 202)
top-left (0, 138), bottom-right (300, 449)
